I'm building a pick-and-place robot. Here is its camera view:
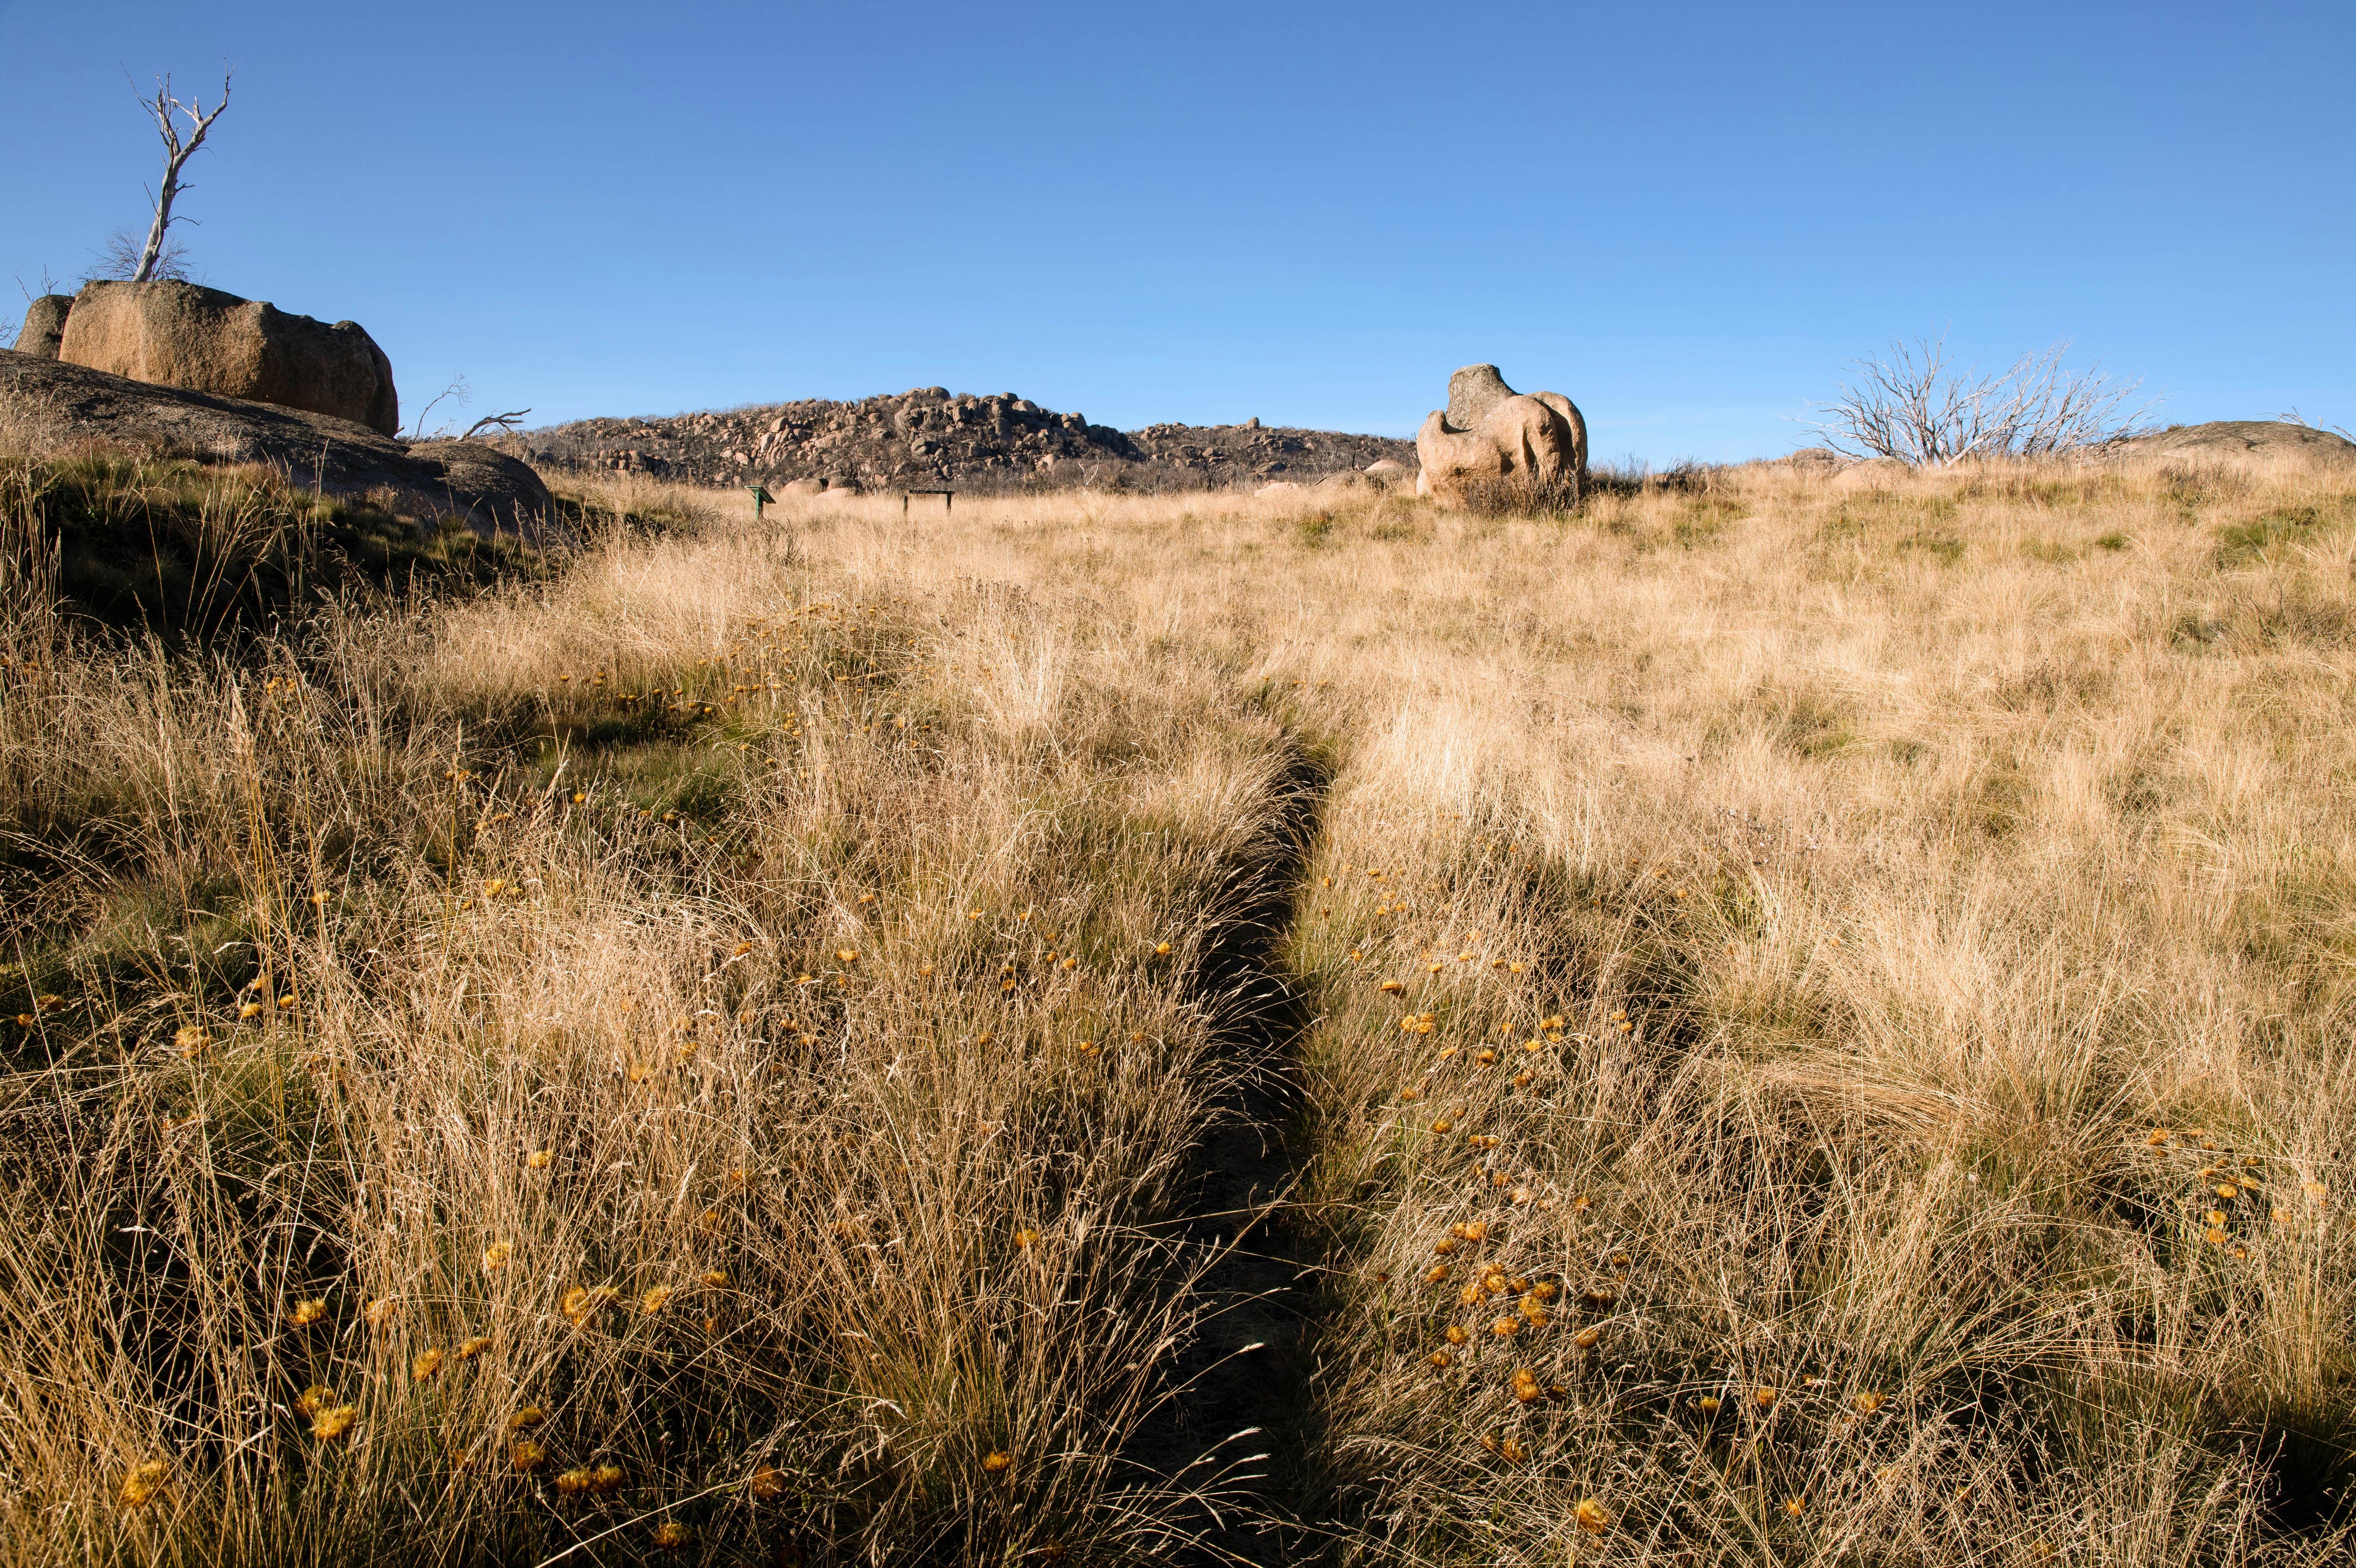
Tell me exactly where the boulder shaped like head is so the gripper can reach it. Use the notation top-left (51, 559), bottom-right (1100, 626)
top-left (1415, 364), bottom-right (1587, 510)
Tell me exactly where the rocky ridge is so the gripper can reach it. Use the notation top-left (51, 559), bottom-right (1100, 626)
top-left (523, 386), bottom-right (1416, 493)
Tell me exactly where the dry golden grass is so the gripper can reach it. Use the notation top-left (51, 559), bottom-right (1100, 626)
top-left (3, 450), bottom-right (2353, 1565)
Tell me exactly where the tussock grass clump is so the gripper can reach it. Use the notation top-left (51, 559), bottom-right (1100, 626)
top-left (3, 451), bottom-right (2354, 1565)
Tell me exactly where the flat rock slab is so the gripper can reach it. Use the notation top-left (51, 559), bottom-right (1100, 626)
top-left (2109, 420), bottom-right (2356, 467)
top-left (0, 351), bottom-right (553, 537)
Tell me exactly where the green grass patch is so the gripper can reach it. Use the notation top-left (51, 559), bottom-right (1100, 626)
top-left (1900, 530), bottom-right (1967, 566)
top-left (2216, 506), bottom-right (2329, 569)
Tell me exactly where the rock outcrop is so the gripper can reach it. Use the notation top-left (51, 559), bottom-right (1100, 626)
top-left (57, 280), bottom-right (399, 437)
top-left (1832, 457), bottom-right (1911, 489)
top-left (525, 388), bottom-right (1416, 495)
top-left (0, 352), bottom-right (549, 537)
top-left (1415, 364), bottom-right (1587, 509)
top-left (2107, 420), bottom-right (2356, 468)
top-left (11, 296), bottom-right (73, 359)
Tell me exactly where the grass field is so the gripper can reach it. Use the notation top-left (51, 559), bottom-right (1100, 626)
top-left (3, 448), bottom-right (2353, 1566)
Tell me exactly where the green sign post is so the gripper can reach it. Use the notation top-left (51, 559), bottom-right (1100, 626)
top-left (747, 483), bottom-right (774, 520)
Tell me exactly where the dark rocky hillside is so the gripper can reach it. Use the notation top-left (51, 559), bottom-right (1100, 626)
top-left (522, 386), bottom-right (1416, 493)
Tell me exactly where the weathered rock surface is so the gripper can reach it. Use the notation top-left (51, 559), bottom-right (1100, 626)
top-left (1833, 456), bottom-right (1912, 489)
top-left (58, 280), bottom-right (399, 437)
top-left (1416, 364), bottom-right (1588, 510)
top-left (2108, 420), bottom-right (2356, 467)
top-left (12, 296), bottom-right (73, 360)
top-left (1445, 364), bottom-right (1520, 431)
top-left (0, 352), bottom-right (550, 535)
top-left (526, 386), bottom-right (1416, 494)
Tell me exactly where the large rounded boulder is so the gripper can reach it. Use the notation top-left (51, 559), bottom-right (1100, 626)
top-left (58, 280), bottom-right (399, 437)
top-left (10, 295), bottom-right (74, 359)
top-left (2107, 420), bottom-right (2356, 470)
top-left (1414, 364), bottom-right (1587, 509)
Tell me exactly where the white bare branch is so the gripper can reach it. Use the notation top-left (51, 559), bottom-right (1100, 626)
top-left (404, 375), bottom-right (471, 440)
top-left (461, 409), bottom-right (533, 441)
top-left (130, 70), bottom-right (233, 286)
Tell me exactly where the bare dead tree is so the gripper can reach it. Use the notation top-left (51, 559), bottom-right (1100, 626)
top-left (404, 374), bottom-right (470, 439)
top-left (461, 409), bottom-right (532, 441)
top-left (128, 70), bottom-right (233, 285)
top-left (1810, 335), bottom-right (2160, 465)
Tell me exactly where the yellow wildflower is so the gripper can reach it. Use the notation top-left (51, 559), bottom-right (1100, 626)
top-left (120, 1460), bottom-right (170, 1509)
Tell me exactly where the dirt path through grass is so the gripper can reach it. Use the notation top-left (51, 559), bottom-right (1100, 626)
top-left (1122, 748), bottom-right (1335, 1566)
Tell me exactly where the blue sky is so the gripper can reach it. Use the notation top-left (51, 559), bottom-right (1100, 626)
top-left (3, 1), bottom-right (2349, 461)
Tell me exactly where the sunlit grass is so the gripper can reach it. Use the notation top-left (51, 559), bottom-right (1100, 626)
top-left (2, 449), bottom-right (2352, 1564)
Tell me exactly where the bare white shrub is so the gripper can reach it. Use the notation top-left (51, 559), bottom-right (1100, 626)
top-left (2270, 407), bottom-right (2356, 443)
top-left (91, 228), bottom-right (193, 283)
top-left (1812, 334), bottom-right (2159, 465)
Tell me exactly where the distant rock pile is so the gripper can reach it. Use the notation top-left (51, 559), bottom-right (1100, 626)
top-left (21, 281), bottom-right (399, 437)
top-left (524, 388), bottom-right (1416, 493)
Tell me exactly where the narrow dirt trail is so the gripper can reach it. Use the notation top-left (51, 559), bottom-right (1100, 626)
top-left (1127, 751), bottom-right (1333, 1567)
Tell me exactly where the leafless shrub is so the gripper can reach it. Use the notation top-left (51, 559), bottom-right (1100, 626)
top-left (1812, 335), bottom-right (2161, 465)
top-left (2270, 407), bottom-right (2356, 443)
top-left (90, 228), bottom-right (193, 284)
